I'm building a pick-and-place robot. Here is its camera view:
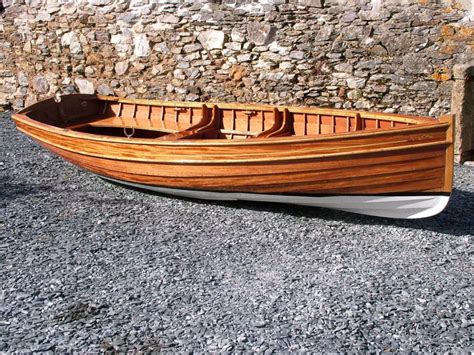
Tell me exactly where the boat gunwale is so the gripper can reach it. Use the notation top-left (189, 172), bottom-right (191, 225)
top-left (12, 112), bottom-right (449, 147)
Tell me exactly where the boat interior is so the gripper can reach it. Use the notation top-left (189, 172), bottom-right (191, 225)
top-left (18, 94), bottom-right (437, 140)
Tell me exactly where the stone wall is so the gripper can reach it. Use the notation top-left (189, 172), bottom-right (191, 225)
top-left (0, 0), bottom-right (473, 117)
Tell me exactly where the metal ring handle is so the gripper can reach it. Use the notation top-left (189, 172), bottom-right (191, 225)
top-left (123, 127), bottom-right (135, 138)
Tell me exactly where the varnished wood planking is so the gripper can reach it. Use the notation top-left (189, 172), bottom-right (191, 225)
top-left (52, 147), bottom-right (444, 194)
top-left (39, 137), bottom-right (447, 194)
top-left (248, 168), bottom-right (446, 193)
top-left (37, 141), bottom-right (447, 179)
top-left (60, 158), bottom-right (446, 194)
top-left (45, 141), bottom-right (444, 183)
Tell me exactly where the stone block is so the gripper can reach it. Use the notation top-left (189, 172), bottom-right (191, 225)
top-left (32, 75), bottom-right (49, 94)
top-left (334, 63), bottom-right (353, 73)
top-left (183, 43), bottom-right (202, 53)
top-left (154, 42), bottom-right (170, 54)
top-left (61, 32), bottom-right (82, 54)
top-left (373, 84), bottom-right (388, 93)
top-left (346, 78), bottom-right (366, 89)
top-left (236, 53), bottom-right (252, 63)
top-left (231, 29), bottom-right (246, 43)
top-left (410, 81), bottom-right (437, 91)
top-left (289, 51), bottom-right (305, 60)
top-left (197, 30), bottom-right (225, 50)
top-left (0, 70), bottom-right (14, 77)
top-left (247, 22), bottom-right (276, 46)
top-left (157, 14), bottom-right (180, 24)
top-left (133, 34), bottom-right (150, 57)
top-left (117, 12), bottom-right (139, 24)
top-left (316, 25), bottom-right (333, 41)
top-left (230, 65), bottom-right (249, 81)
top-left (35, 10), bottom-right (52, 22)
top-left (97, 83), bottom-right (114, 96)
top-left (75, 78), bottom-right (95, 94)
top-left (60, 3), bottom-right (77, 15)
top-left (17, 72), bottom-right (28, 87)
top-left (115, 61), bottom-right (129, 75)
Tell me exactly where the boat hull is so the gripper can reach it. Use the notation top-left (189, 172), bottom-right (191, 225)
top-left (102, 175), bottom-right (450, 219)
top-left (17, 124), bottom-right (452, 218)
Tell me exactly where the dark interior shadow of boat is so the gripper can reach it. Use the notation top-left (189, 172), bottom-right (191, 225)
top-left (104, 179), bottom-right (474, 237)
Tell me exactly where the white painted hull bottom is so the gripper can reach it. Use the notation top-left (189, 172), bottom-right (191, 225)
top-left (101, 176), bottom-right (450, 219)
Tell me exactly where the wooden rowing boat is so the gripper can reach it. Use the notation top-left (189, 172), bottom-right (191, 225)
top-left (12, 94), bottom-right (454, 219)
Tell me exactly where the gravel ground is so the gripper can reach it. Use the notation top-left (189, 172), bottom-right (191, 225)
top-left (1, 112), bottom-right (473, 352)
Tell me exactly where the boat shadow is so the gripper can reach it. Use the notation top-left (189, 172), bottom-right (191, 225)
top-left (107, 179), bottom-right (473, 237)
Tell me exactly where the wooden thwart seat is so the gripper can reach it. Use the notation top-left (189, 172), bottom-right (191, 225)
top-left (164, 107), bottom-right (295, 140)
top-left (257, 108), bottom-right (294, 138)
top-left (158, 105), bottom-right (218, 140)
